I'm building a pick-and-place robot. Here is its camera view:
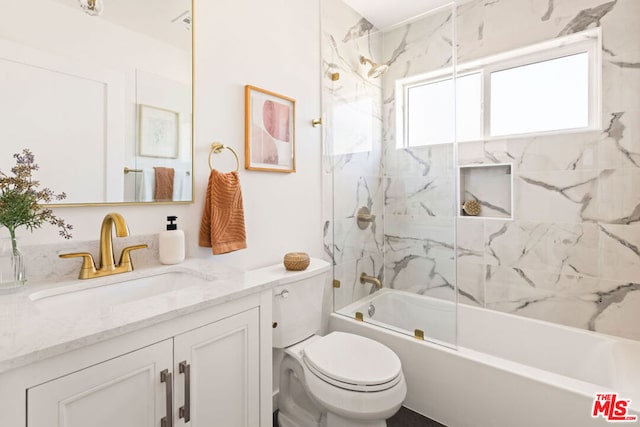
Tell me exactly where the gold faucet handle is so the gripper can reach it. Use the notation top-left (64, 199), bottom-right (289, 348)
top-left (118, 244), bottom-right (148, 270)
top-left (59, 252), bottom-right (97, 279)
top-left (357, 213), bottom-right (376, 222)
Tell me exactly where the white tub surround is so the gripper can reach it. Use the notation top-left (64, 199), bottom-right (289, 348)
top-left (333, 289), bottom-right (640, 427)
top-left (337, 288), bottom-right (456, 347)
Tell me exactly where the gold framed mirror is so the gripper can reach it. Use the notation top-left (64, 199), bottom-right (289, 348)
top-left (0, 0), bottom-right (193, 205)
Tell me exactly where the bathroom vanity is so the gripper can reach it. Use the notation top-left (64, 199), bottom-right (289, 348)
top-left (0, 260), bottom-right (282, 426)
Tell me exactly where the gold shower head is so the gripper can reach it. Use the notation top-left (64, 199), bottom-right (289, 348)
top-left (359, 55), bottom-right (389, 79)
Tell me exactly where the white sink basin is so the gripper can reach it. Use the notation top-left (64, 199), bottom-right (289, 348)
top-left (29, 271), bottom-right (211, 308)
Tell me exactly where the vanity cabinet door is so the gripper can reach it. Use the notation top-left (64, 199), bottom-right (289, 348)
top-left (174, 308), bottom-right (260, 426)
top-left (27, 339), bottom-right (173, 427)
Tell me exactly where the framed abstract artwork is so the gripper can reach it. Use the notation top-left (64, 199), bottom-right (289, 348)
top-left (138, 104), bottom-right (179, 159)
top-left (244, 85), bottom-right (296, 172)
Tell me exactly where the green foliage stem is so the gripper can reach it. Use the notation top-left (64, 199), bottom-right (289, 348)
top-left (0, 149), bottom-right (73, 251)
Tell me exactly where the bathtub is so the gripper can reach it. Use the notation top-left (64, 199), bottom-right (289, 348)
top-left (331, 288), bottom-right (640, 427)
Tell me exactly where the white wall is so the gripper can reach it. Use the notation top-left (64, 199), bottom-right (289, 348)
top-left (16, 0), bottom-right (323, 271)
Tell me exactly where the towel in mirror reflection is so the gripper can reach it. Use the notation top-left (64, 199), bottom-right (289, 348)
top-left (135, 168), bottom-right (191, 202)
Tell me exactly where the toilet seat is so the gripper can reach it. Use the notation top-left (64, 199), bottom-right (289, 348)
top-left (302, 332), bottom-right (403, 392)
top-left (303, 362), bottom-right (407, 422)
top-left (304, 359), bottom-right (403, 392)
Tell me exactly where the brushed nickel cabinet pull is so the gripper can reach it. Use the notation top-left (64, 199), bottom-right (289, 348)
top-left (179, 361), bottom-right (191, 422)
top-left (160, 369), bottom-right (173, 427)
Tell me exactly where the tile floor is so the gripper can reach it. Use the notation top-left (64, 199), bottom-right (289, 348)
top-left (273, 406), bottom-right (446, 426)
top-left (389, 406), bottom-right (446, 426)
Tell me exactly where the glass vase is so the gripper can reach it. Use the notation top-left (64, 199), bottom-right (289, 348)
top-left (0, 237), bottom-right (26, 291)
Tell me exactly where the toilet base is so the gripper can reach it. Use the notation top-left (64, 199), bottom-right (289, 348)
top-left (278, 351), bottom-right (394, 427)
top-left (278, 409), bottom-right (321, 427)
top-left (325, 412), bottom-right (386, 427)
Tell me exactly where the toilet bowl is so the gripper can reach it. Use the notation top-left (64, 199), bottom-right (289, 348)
top-left (267, 258), bottom-right (406, 427)
top-left (278, 332), bottom-right (407, 427)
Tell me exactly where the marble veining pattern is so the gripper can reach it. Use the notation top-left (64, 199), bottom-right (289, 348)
top-left (458, 0), bottom-right (638, 339)
top-left (0, 255), bottom-right (328, 374)
top-left (321, 0), bottom-right (386, 309)
top-left (557, 1), bottom-right (617, 36)
top-left (324, 0), bottom-right (640, 340)
top-left (22, 234), bottom-right (159, 283)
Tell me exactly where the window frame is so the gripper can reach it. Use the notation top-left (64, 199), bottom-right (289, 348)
top-left (396, 28), bottom-right (602, 149)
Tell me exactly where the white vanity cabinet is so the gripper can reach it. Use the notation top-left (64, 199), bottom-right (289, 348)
top-left (0, 291), bottom-right (272, 427)
top-left (173, 308), bottom-right (260, 426)
top-left (28, 339), bottom-right (173, 427)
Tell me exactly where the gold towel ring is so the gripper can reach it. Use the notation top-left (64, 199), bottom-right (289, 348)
top-left (208, 142), bottom-right (240, 172)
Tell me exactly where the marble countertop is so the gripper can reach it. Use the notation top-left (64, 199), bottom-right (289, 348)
top-left (0, 258), bottom-right (329, 374)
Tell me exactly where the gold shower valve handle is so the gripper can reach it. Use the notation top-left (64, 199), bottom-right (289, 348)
top-left (357, 207), bottom-right (375, 230)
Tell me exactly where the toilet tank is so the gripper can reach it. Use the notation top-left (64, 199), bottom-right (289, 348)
top-left (271, 258), bottom-right (331, 348)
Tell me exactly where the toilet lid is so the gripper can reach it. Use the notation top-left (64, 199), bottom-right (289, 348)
top-left (302, 332), bottom-right (402, 391)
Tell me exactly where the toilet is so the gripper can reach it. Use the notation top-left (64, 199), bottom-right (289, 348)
top-left (271, 258), bottom-right (406, 427)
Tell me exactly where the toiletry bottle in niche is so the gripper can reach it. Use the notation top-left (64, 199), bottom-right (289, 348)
top-left (159, 216), bottom-right (185, 265)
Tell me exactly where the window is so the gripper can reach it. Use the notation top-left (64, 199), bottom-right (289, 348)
top-left (397, 28), bottom-right (601, 148)
top-left (490, 52), bottom-right (590, 136)
top-left (406, 73), bottom-right (481, 146)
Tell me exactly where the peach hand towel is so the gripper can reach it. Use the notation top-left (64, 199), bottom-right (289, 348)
top-left (154, 167), bottom-right (175, 202)
top-left (199, 169), bottom-right (247, 254)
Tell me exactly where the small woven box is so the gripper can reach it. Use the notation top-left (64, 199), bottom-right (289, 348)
top-left (283, 252), bottom-right (310, 271)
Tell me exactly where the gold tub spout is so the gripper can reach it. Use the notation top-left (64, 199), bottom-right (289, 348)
top-left (60, 213), bottom-right (147, 279)
top-left (360, 273), bottom-right (382, 293)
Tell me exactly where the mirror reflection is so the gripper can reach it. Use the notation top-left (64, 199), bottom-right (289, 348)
top-left (0, 0), bottom-right (193, 205)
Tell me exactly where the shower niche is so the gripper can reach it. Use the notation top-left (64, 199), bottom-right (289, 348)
top-left (458, 163), bottom-right (513, 219)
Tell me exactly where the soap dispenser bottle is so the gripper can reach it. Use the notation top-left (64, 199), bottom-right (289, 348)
top-left (159, 216), bottom-right (185, 265)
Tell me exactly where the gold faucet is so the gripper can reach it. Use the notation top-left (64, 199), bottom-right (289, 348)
top-left (60, 213), bottom-right (148, 279)
top-left (360, 273), bottom-right (382, 293)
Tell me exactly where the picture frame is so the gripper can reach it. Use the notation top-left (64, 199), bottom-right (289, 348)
top-left (245, 85), bottom-right (296, 172)
top-left (138, 104), bottom-right (179, 159)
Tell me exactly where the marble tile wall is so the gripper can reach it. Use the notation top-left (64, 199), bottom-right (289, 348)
top-left (383, 0), bottom-right (640, 340)
top-left (323, 0), bottom-right (640, 341)
top-left (457, 0), bottom-right (639, 340)
top-left (321, 0), bottom-right (385, 308)
top-left (380, 7), bottom-right (458, 305)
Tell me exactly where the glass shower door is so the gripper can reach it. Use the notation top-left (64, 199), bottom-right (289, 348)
top-left (323, 0), bottom-right (458, 349)
top-left (378, 3), bottom-right (458, 348)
